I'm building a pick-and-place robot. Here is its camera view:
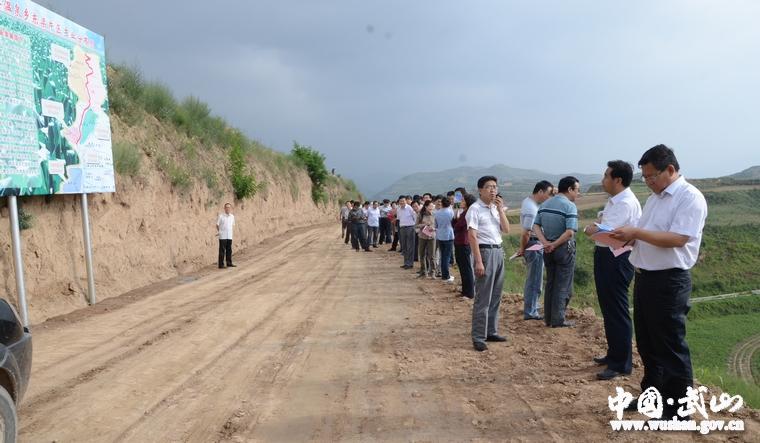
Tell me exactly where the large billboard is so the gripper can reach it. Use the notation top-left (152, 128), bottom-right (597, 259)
top-left (0, 0), bottom-right (113, 196)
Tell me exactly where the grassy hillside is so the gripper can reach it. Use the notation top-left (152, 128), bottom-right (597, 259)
top-left (502, 186), bottom-right (760, 302)
top-left (729, 165), bottom-right (760, 180)
top-left (107, 64), bottom-right (358, 205)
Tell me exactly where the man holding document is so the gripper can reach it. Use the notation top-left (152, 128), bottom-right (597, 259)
top-left (609, 145), bottom-right (707, 420)
top-left (583, 161), bottom-right (642, 380)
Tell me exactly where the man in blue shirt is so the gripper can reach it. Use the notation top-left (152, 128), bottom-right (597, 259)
top-left (434, 197), bottom-right (456, 283)
top-left (533, 176), bottom-right (581, 328)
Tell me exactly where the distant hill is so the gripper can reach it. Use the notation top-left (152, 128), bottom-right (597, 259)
top-left (729, 166), bottom-right (760, 180)
top-left (371, 164), bottom-right (600, 206)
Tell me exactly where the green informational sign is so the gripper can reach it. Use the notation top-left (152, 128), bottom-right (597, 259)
top-left (0, 0), bottom-right (114, 196)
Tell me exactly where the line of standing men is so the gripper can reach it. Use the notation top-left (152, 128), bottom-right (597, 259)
top-left (518, 145), bottom-right (706, 420)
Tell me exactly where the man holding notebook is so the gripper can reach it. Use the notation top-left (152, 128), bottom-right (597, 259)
top-left (583, 160), bottom-right (642, 380)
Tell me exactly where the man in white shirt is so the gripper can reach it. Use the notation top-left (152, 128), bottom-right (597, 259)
top-left (216, 202), bottom-right (236, 269)
top-left (397, 197), bottom-right (417, 269)
top-left (583, 161), bottom-right (642, 380)
top-left (518, 180), bottom-right (554, 320)
top-left (611, 145), bottom-right (707, 420)
top-left (367, 201), bottom-right (381, 248)
top-left (379, 199), bottom-right (392, 245)
top-left (467, 176), bottom-right (510, 352)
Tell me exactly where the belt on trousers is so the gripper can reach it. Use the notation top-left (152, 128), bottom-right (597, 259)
top-left (635, 267), bottom-right (683, 275)
top-left (529, 237), bottom-right (539, 242)
top-left (478, 244), bottom-right (501, 249)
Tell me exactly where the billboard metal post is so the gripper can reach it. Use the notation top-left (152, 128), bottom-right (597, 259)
top-left (80, 193), bottom-right (96, 305)
top-left (8, 196), bottom-right (29, 327)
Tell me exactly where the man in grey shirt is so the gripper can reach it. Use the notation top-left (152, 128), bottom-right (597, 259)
top-left (518, 181), bottom-right (554, 320)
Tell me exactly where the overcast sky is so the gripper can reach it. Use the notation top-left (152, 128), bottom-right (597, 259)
top-left (42, 0), bottom-right (760, 195)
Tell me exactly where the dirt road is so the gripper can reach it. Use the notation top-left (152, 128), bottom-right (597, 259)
top-left (19, 224), bottom-right (759, 442)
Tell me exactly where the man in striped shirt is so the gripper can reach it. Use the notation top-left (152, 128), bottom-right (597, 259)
top-left (533, 176), bottom-right (581, 328)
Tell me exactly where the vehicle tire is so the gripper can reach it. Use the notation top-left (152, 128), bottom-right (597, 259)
top-left (0, 386), bottom-right (16, 443)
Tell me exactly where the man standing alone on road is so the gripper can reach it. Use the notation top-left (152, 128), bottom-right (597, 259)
top-left (467, 176), bottom-right (510, 352)
top-left (217, 202), bottom-right (236, 269)
top-left (611, 145), bottom-right (707, 419)
top-left (533, 176), bottom-right (581, 328)
top-left (518, 180), bottom-right (554, 320)
top-left (583, 161), bottom-right (641, 380)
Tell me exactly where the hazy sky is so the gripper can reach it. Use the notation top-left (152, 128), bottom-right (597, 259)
top-left (42, 0), bottom-right (760, 194)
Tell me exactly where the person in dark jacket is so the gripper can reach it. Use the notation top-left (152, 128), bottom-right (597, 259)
top-left (453, 193), bottom-right (477, 298)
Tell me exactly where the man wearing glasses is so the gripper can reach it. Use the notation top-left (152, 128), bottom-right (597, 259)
top-left (611, 144), bottom-right (707, 420)
top-left (532, 176), bottom-right (581, 328)
top-left (467, 176), bottom-right (510, 352)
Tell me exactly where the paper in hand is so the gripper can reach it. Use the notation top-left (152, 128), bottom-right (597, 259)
top-left (594, 222), bottom-right (614, 232)
top-left (526, 243), bottom-right (544, 252)
top-left (612, 245), bottom-right (633, 257)
top-left (590, 231), bottom-right (628, 250)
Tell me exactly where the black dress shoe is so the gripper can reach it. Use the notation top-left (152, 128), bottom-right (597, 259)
top-left (593, 356), bottom-right (608, 365)
top-left (486, 335), bottom-right (507, 342)
top-left (551, 321), bottom-right (576, 328)
top-left (226, 264), bottom-right (237, 267)
top-left (524, 315), bottom-right (544, 321)
top-left (596, 368), bottom-right (629, 380)
top-left (218, 265), bottom-right (225, 269)
top-left (473, 342), bottom-right (488, 352)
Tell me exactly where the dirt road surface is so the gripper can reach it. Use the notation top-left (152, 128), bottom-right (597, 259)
top-left (20, 224), bottom-right (759, 442)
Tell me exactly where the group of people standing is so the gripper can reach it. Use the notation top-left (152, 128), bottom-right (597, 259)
top-left (339, 191), bottom-right (470, 287)
top-left (340, 144), bottom-right (707, 420)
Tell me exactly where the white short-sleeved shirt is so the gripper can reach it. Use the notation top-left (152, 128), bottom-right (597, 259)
top-left (520, 197), bottom-right (539, 232)
top-left (367, 207), bottom-right (380, 227)
top-left (465, 198), bottom-right (503, 245)
top-left (596, 187), bottom-right (642, 248)
top-left (217, 213), bottom-right (235, 240)
top-left (629, 176), bottom-right (707, 271)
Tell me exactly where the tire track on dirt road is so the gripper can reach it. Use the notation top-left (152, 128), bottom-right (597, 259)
top-left (19, 229), bottom-right (325, 441)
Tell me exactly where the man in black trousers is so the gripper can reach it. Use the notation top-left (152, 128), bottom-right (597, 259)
top-left (612, 145), bottom-right (707, 420)
top-left (583, 160), bottom-right (641, 380)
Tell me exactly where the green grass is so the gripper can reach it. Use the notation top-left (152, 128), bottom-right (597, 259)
top-left (502, 223), bottom-right (599, 310)
top-left (156, 154), bottom-right (192, 192)
top-left (687, 311), bottom-right (760, 408)
top-left (112, 141), bottom-right (142, 177)
top-left (503, 188), bottom-right (760, 304)
top-left (141, 82), bottom-right (177, 122)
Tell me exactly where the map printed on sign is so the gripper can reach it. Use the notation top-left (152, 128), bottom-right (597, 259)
top-left (0, 0), bottom-right (113, 195)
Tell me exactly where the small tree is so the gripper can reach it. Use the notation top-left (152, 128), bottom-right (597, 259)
top-left (291, 142), bottom-right (329, 204)
top-left (229, 142), bottom-right (259, 200)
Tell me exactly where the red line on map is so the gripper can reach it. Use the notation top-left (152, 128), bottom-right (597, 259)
top-left (74, 53), bottom-right (95, 146)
